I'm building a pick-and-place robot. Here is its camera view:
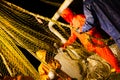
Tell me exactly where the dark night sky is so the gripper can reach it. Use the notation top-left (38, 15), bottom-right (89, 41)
top-left (7, 0), bottom-right (83, 18)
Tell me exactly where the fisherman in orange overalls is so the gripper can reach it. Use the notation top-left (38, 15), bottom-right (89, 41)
top-left (60, 8), bottom-right (120, 73)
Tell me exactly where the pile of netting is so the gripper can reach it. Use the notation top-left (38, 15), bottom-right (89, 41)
top-left (0, 0), bottom-right (62, 79)
top-left (0, 0), bottom-right (120, 80)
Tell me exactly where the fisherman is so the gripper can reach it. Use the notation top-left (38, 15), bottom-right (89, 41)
top-left (60, 8), bottom-right (120, 73)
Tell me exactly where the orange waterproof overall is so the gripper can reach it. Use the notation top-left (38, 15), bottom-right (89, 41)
top-left (61, 8), bottom-right (120, 73)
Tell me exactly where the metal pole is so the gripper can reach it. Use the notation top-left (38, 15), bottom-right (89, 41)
top-left (48, 0), bottom-right (73, 43)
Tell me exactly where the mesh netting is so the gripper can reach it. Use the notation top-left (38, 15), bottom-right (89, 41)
top-left (0, 0), bottom-right (120, 80)
top-left (0, 28), bottom-right (40, 79)
top-left (0, 0), bottom-right (75, 79)
top-left (0, 0), bottom-right (63, 79)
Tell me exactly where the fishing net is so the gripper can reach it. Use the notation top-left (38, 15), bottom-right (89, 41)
top-left (0, 0), bottom-right (62, 79)
top-left (0, 0), bottom-right (120, 80)
top-left (0, 0), bottom-right (77, 79)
